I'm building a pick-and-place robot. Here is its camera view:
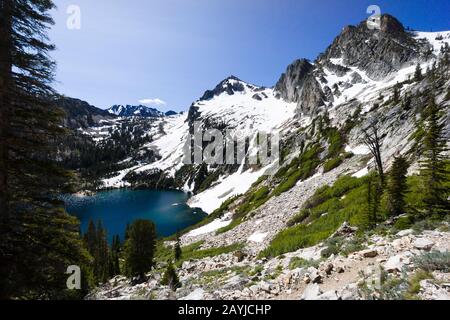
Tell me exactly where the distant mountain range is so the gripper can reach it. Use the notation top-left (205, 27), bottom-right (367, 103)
top-left (57, 97), bottom-right (178, 129)
top-left (107, 104), bottom-right (177, 118)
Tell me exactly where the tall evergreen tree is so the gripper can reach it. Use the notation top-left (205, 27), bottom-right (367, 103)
top-left (0, 0), bottom-right (92, 299)
top-left (366, 175), bottom-right (381, 229)
top-left (84, 219), bottom-right (97, 254)
top-left (387, 156), bottom-right (409, 216)
top-left (109, 234), bottom-right (121, 277)
top-left (124, 222), bottom-right (131, 241)
top-left (392, 83), bottom-right (400, 104)
top-left (95, 221), bottom-right (110, 283)
top-left (414, 63), bottom-right (423, 82)
top-left (419, 96), bottom-right (449, 216)
top-left (124, 220), bottom-right (157, 278)
top-left (161, 262), bottom-right (180, 291)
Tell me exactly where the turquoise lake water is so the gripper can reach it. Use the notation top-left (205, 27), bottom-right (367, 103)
top-left (63, 189), bottom-right (207, 242)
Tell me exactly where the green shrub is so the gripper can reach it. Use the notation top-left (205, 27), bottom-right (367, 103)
top-left (320, 236), bottom-right (365, 258)
top-left (323, 157), bottom-right (343, 173)
top-left (237, 186), bottom-right (270, 215)
top-left (404, 270), bottom-right (433, 300)
top-left (157, 240), bottom-right (243, 267)
top-left (393, 216), bottom-right (414, 230)
top-left (287, 210), bottom-right (310, 227)
top-left (288, 257), bottom-right (320, 270)
top-left (413, 251), bottom-right (450, 273)
top-left (321, 237), bottom-right (343, 258)
top-left (326, 128), bottom-right (345, 158)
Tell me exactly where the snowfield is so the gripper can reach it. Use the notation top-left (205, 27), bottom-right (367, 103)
top-left (186, 213), bottom-right (232, 237)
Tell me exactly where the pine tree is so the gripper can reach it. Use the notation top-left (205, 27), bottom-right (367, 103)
top-left (392, 83), bottom-right (400, 104)
top-left (124, 223), bottom-right (131, 241)
top-left (174, 232), bottom-right (182, 261)
top-left (419, 96), bottom-right (450, 216)
top-left (124, 220), bottom-right (157, 278)
top-left (161, 262), bottom-right (181, 291)
top-left (109, 234), bottom-right (121, 277)
top-left (366, 175), bottom-right (381, 228)
top-left (84, 219), bottom-right (97, 254)
top-left (414, 63), bottom-right (423, 82)
top-left (95, 221), bottom-right (110, 283)
top-left (387, 156), bottom-right (409, 216)
top-left (0, 0), bottom-right (92, 299)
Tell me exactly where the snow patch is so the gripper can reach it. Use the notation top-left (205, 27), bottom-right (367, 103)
top-left (352, 167), bottom-right (369, 178)
top-left (247, 232), bottom-right (268, 243)
top-left (188, 164), bottom-right (272, 214)
top-left (345, 144), bottom-right (371, 155)
top-left (186, 214), bottom-right (232, 237)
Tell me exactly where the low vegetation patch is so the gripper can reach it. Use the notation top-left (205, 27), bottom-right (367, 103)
top-left (261, 175), bottom-right (371, 258)
top-left (321, 236), bottom-right (366, 258)
top-left (155, 240), bottom-right (244, 267)
top-left (413, 251), bottom-right (450, 273)
top-left (288, 257), bottom-right (320, 270)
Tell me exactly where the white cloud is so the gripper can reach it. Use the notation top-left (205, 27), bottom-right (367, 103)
top-left (138, 98), bottom-right (166, 106)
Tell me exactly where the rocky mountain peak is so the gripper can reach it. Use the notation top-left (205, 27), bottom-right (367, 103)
top-left (317, 14), bottom-right (428, 81)
top-left (378, 14), bottom-right (405, 35)
top-left (200, 75), bottom-right (248, 101)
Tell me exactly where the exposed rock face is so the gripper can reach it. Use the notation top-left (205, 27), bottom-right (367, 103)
top-left (57, 96), bottom-right (115, 129)
top-left (200, 75), bottom-right (246, 101)
top-left (275, 59), bottom-right (314, 102)
top-left (275, 59), bottom-right (325, 115)
top-left (274, 14), bottom-right (434, 117)
top-left (316, 14), bottom-right (430, 80)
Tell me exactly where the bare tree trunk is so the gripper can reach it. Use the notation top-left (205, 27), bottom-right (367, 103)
top-left (362, 122), bottom-right (385, 185)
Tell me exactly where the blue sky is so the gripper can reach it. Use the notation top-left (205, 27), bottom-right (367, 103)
top-left (49, 0), bottom-right (450, 111)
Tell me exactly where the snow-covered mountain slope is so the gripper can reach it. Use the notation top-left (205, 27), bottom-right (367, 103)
top-left (107, 104), bottom-right (176, 118)
top-left (85, 14), bottom-right (450, 302)
top-left (188, 76), bottom-right (297, 134)
top-left (72, 15), bottom-right (450, 217)
top-left (134, 113), bottom-right (189, 176)
top-left (104, 77), bottom-right (298, 212)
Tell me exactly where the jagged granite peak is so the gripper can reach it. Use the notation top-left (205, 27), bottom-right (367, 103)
top-left (275, 59), bottom-right (314, 102)
top-left (274, 14), bottom-right (438, 115)
top-left (317, 14), bottom-right (431, 80)
top-left (107, 104), bottom-right (165, 118)
top-left (200, 75), bottom-right (256, 101)
top-left (275, 59), bottom-right (325, 115)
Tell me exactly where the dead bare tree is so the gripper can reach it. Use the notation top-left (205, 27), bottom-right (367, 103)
top-left (362, 121), bottom-right (385, 185)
